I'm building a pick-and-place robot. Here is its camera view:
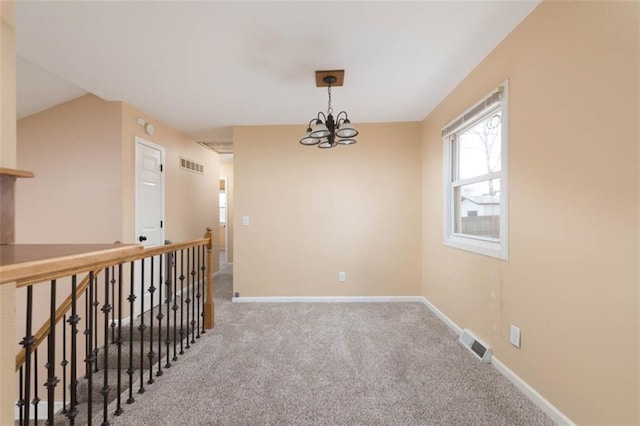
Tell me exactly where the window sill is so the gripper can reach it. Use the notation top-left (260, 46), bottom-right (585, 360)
top-left (444, 235), bottom-right (508, 261)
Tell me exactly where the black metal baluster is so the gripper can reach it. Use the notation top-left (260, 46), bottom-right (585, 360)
top-left (21, 286), bottom-right (34, 424)
top-left (111, 265), bottom-right (116, 344)
top-left (87, 271), bottom-right (95, 424)
top-left (172, 251), bottom-right (179, 362)
top-left (67, 274), bottom-right (80, 424)
top-left (156, 254), bottom-right (164, 377)
top-left (93, 273), bottom-right (100, 374)
top-left (127, 262), bottom-right (136, 404)
top-left (33, 348), bottom-right (39, 425)
top-left (101, 267), bottom-right (111, 425)
top-left (138, 259), bottom-right (146, 394)
top-left (190, 247), bottom-right (196, 344)
top-left (17, 366), bottom-right (24, 425)
top-left (196, 245), bottom-right (201, 340)
top-left (200, 245), bottom-right (207, 334)
top-left (165, 251), bottom-right (172, 368)
top-left (185, 248), bottom-right (191, 350)
top-left (179, 250), bottom-right (185, 355)
top-left (46, 280), bottom-right (59, 425)
top-left (148, 256), bottom-right (155, 385)
top-left (85, 285), bottom-right (90, 380)
top-left (61, 313), bottom-right (68, 416)
top-left (115, 263), bottom-right (124, 416)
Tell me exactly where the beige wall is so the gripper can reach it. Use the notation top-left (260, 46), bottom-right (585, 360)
top-left (0, 0), bottom-right (16, 168)
top-left (421, 1), bottom-right (639, 424)
top-left (16, 94), bottom-right (123, 243)
top-left (121, 103), bottom-right (220, 272)
top-left (220, 160), bottom-right (234, 263)
top-left (16, 95), bottom-right (220, 249)
top-left (0, 1), bottom-right (16, 423)
top-left (233, 122), bottom-right (422, 297)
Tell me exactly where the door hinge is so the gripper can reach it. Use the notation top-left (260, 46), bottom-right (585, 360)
top-left (160, 164), bottom-right (163, 172)
top-left (160, 220), bottom-right (163, 228)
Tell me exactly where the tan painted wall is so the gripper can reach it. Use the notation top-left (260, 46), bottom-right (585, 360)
top-left (0, 2), bottom-right (16, 423)
top-left (16, 94), bottom-right (123, 243)
top-left (220, 160), bottom-right (234, 263)
top-left (121, 103), bottom-right (220, 272)
top-left (0, 0), bottom-right (16, 168)
top-left (421, 1), bottom-right (639, 424)
top-left (233, 122), bottom-right (422, 297)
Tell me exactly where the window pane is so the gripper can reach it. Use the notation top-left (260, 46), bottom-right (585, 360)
top-left (220, 207), bottom-right (226, 223)
top-left (458, 110), bottom-right (501, 180)
top-left (454, 179), bottom-right (500, 238)
top-left (219, 193), bottom-right (226, 208)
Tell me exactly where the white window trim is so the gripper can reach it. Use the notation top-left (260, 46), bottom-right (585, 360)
top-left (442, 80), bottom-right (509, 260)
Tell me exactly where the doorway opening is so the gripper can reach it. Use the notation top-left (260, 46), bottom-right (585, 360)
top-left (219, 178), bottom-right (228, 266)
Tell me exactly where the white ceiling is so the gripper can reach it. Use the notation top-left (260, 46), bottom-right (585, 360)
top-left (15, 1), bottom-right (539, 143)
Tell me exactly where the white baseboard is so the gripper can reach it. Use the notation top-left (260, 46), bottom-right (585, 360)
top-left (232, 296), bottom-right (425, 303)
top-left (492, 356), bottom-right (575, 425)
top-left (15, 401), bottom-right (64, 420)
top-left (419, 296), bottom-right (462, 335)
top-left (419, 296), bottom-right (574, 425)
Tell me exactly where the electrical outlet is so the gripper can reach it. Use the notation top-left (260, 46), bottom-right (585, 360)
top-left (510, 325), bottom-right (521, 348)
top-left (338, 272), bottom-right (346, 282)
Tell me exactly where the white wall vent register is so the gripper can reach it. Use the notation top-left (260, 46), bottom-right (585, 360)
top-left (459, 329), bottom-right (492, 363)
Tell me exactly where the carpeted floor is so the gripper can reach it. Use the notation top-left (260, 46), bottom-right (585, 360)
top-left (110, 264), bottom-right (553, 425)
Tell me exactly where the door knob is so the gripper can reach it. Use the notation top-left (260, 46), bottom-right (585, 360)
top-left (139, 236), bottom-right (147, 242)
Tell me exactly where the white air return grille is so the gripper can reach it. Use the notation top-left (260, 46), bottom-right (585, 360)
top-left (459, 329), bottom-right (492, 362)
top-left (180, 156), bottom-right (204, 175)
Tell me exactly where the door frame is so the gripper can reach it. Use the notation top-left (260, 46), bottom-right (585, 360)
top-left (219, 177), bottom-right (228, 264)
top-left (134, 136), bottom-right (166, 316)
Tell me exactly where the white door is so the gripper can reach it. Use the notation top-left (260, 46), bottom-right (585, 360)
top-left (134, 137), bottom-right (165, 316)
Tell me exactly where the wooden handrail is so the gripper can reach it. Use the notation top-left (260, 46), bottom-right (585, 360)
top-left (2, 238), bottom-right (211, 287)
top-left (1, 244), bottom-right (142, 286)
top-left (15, 269), bottom-right (100, 371)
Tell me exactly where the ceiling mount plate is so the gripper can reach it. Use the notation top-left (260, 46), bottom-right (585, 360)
top-left (315, 70), bottom-right (344, 87)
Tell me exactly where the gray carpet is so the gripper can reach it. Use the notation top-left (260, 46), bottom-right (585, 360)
top-left (109, 264), bottom-right (553, 425)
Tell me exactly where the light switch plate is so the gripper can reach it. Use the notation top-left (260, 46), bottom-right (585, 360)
top-left (242, 216), bottom-right (249, 226)
top-left (510, 325), bottom-right (521, 348)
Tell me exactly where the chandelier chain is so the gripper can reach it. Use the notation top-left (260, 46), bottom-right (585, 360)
top-left (327, 85), bottom-right (333, 115)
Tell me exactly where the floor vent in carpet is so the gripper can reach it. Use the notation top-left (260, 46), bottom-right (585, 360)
top-left (459, 329), bottom-right (492, 362)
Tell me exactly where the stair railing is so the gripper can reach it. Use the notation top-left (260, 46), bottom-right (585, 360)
top-left (6, 227), bottom-right (215, 425)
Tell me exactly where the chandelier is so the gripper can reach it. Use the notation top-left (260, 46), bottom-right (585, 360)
top-left (300, 70), bottom-right (358, 149)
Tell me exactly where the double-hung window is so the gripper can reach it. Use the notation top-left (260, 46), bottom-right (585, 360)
top-left (443, 82), bottom-right (508, 260)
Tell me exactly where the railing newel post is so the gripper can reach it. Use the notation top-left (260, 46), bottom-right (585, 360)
top-left (203, 227), bottom-right (215, 329)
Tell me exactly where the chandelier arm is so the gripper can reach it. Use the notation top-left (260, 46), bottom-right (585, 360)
top-left (336, 111), bottom-right (350, 128)
top-left (317, 112), bottom-right (327, 123)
